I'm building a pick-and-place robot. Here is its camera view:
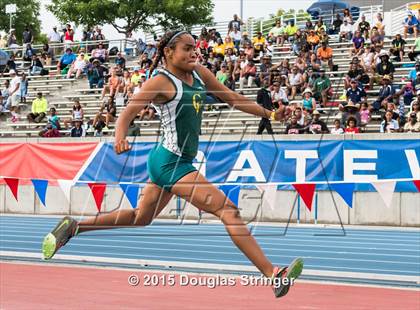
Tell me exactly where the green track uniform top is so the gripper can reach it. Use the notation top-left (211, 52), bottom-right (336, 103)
top-left (147, 69), bottom-right (207, 191)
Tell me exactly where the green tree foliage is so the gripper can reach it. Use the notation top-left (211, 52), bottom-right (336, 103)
top-left (0, 0), bottom-right (42, 43)
top-left (48, 0), bottom-right (214, 37)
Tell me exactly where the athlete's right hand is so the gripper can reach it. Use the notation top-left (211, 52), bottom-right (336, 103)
top-left (114, 139), bottom-right (131, 154)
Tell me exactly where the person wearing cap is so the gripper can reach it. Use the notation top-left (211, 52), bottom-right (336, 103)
top-left (404, 112), bottom-right (420, 132)
top-left (301, 88), bottom-right (316, 112)
top-left (252, 32), bottom-right (266, 56)
top-left (312, 69), bottom-right (331, 106)
top-left (240, 31), bottom-right (252, 47)
top-left (87, 59), bottom-right (108, 89)
top-left (27, 92), bottom-right (48, 123)
top-left (308, 110), bottom-right (329, 134)
top-left (372, 75), bottom-right (395, 111)
top-left (57, 48), bottom-right (76, 74)
top-left (376, 52), bottom-right (395, 78)
top-left (317, 41), bottom-right (334, 71)
top-left (404, 11), bottom-right (419, 38)
top-left (345, 79), bottom-right (366, 111)
top-left (339, 20), bottom-right (353, 42)
top-left (269, 20), bottom-right (285, 45)
top-left (283, 20), bottom-right (298, 43)
top-left (143, 42), bottom-right (157, 60)
top-left (67, 52), bottom-right (88, 79)
top-left (287, 66), bottom-right (304, 100)
top-left (358, 15), bottom-right (370, 40)
top-left (70, 118), bottom-right (86, 137)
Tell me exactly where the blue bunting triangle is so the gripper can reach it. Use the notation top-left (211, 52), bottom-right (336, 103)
top-left (330, 183), bottom-right (355, 208)
top-left (120, 183), bottom-right (143, 209)
top-left (219, 185), bottom-right (241, 207)
top-left (31, 179), bottom-right (48, 207)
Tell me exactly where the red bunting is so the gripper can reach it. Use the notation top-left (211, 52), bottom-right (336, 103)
top-left (4, 178), bottom-right (19, 201)
top-left (293, 183), bottom-right (316, 211)
top-left (414, 180), bottom-right (420, 192)
top-left (88, 183), bottom-right (106, 212)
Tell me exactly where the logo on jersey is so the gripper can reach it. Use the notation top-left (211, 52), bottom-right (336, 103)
top-left (192, 93), bottom-right (203, 114)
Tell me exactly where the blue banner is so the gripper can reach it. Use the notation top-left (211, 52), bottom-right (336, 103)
top-left (78, 140), bottom-right (420, 192)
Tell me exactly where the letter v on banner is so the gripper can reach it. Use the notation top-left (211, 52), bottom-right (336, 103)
top-left (292, 183), bottom-right (316, 211)
top-left (88, 183), bottom-right (107, 212)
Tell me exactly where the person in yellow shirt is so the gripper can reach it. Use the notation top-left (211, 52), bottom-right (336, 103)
top-left (27, 92), bottom-right (48, 123)
top-left (283, 20), bottom-right (298, 43)
top-left (213, 38), bottom-right (226, 57)
top-left (224, 36), bottom-right (235, 53)
top-left (130, 67), bottom-right (141, 86)
top-left (252, 32), bottom-right (266, 56)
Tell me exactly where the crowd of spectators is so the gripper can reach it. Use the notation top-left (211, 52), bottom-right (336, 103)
top-left (1, 9), bottom-right (420, 136)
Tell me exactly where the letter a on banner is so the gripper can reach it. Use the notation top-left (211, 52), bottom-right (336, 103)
top-left (372, 181), bottom-right (396, 208)
top-left (292, 183), bottom-right (316, 211)
top-left (4, 178), bottom-right (19, 201)
top-left (88, 183), bottom-right (107, 212)
top-left (31, 179), bottom-right (48, 207)
top-left (119, 183), bottom-right (143, 209)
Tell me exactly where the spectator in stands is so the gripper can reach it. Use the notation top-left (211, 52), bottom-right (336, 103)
top-left (292, 30), bottom-right (307, 55)
top-left (390, 34), bottom-right (406, 62)
top-left (47, 26), bottom-right (61, 55)
top-left (285, 114), bottom-right (306, 134)
top-left (70, 118), bottom-right (85, 137)
top-left (41, 43), bottom-right (54, 66)
top-left (63, 99), bottom-right (84, 129)
top-left (301, 88), bottom-right (316, 113)
top-left (342, 100), bottom-right (361, 127)
top-left (7, 70), bottom-right (21, 122)
top-left (358, 15), bottom-right (370, 39)
top-left (256, 79), bottom-right (274, 135)
top-left (57, 48), bottom-right (76, 74)
top-left (360, 46), bottom-right (375, 73)
top-left (243, 41), bottom-right (254, 60)
top-left (408, 62), bottom-right (420, 82)
top-left (29, 54), bottom-right (44, 76)
top-left (404, 11), bottom-right (419, 38)
top-left (66, 52), bottom-right (88, 79)
top-left (314, 20), bottom-right (327, 35)
top-left (344, 79), bottom-right (367, 110)
top-left (216, 63), bottom-right (229, 85)
top-left (23, 44), bottom-right (36, 61)
top-left (5, 54), bottom-right (17, 74)
top-left (1, 80), bottom-right (10, 110)
top-left (287, 66), bottom-right (304, 100)
top-left (252, 32), bottom-right (266, 57)
top-left (0, 34), bottom-right (6, 49)
top-left (404, 112), bottom-right (420, 132)
top-left (143, 42), bottom-right (157, 60)
top-left (308, 110), bottom-right (329, 134)
top-left (213, 38), bottom-right (226, 58)
top-left (306, 30), bottom-right (320, 52)
top-left (375, 13), bottom-right (385, 36)
top-left (293, 106), bottom-right (308, 126)
top-left (376, 52), bottom-right (395, 79)
top-left (339, 20), bottom-right (353, 42)
top-left (114, 51), bottom-right (126, 69)
top-left (396, 82), bottom-right (415, 107)
top-left (224, 37), bottom-right (235, 55)
top-left (343, 8), bottom-right (353, 24)
top-left (370, 28), bottom-right (384, 47)
top-left (329, 14), bottom-right (343, 35)
top-left (258, 55), bottom-right (272, 86)
top-left (19, 73), bottom-right (28, 103)
top-left (312, 69), bottom-right (331, 106)
top-left (351, 31), bottom-right (364, 57)
top-left (345, 61), bottom-right (367, 89)
top-left (127, 119), bottom-right (140, 136)
top-left (380, 110), bottom-right (399, 133)
top-left (240, 32), bottom-right (252, 47)
top-left (41, 123), bottom-right (60, 138)
top-left (317, 42), bottom-right (334, 71)
top-left (63, 24), bottom-right (75, 49)
top-left (27, 92), bottom-right (48, 123)
top-left (408, 36), bottom-right (420, 61)
top-left (271, 82), bottom-right (288, 108)
top-left (93, 95), bottom-right (117, 130)
top-left (45, 107), bottom-right (60, 131)
top-left (122, 70), bottom-right (132, 98)
top-left (239, 60), bottom-right (256, 89)
top-left (228, 14), bottom-right (244, 33)
top-left (101, 67), bottom-right (123, 100)
top-left (22, 25), bottom-right (33, 45)
top-left (345, 116), bottom-right (359, 134)
top-left (87, 59), bottom-right (108, 89)
top-left (372, 75), bottom-right (395, 111)
top-left (331, 119), bottom-right (344, 134)
top-left (305, 20), bottom-right (314, 33)
top-left (90, 43), bottom-right (108, 63)
top-left (359, 102), bottom-right (371, 127)
top-left (229, 27), bottom-right (242, 51)
top-left (7, 29), bottom-right (19, 52)
top-left (284, 20), bottom-right (298, 43)
top-left (92, 27), bottom-right (105, 41)
top-left (269, 20), bottom-right (284, 45)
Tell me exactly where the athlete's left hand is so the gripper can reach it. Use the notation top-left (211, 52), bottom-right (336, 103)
top-left (274, 106), bottom-right (285, 121)
top-left (114, 139), bottom-right (131, 154)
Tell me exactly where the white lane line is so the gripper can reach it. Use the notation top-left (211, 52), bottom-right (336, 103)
top-left (1, 251), bottom-right (419, 284)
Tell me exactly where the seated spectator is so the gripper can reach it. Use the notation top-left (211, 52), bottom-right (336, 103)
top-left (27, 92), bottom-right (48, 123)
top-left (370, 53), bottom-right (395, 88)
top-left (316, 42), bottom-right (334, 71)
top-left (41, 43), bottom-right (54, 66)
top-left (6, 70), bottom-right (21, 122)
top-left (143, 42), bottom-right (157, 60)
top-left (101, 67), bottom-right (123, 100)
top-left (343, 8), bottom-right (353, 24)
top-left (67, 52), bottom-right (88, 79)
top-left (293, 106), bottom-right (308, 126)
top-left (358, 15), bottom-right (370, 39)
top-left (370, 27), bottom-right (384, 47)
top-left (331, 119), bottom-right (344, 134)
top-left (46, 107), bottom-right (60, 130)
top-left (216, 63), bottom-right (229, 85)
top-left (70, 118), bottom-right (85, 137)
top-left (314, 20), bottom-right (327, 35)
top-left (115, 52), bottom-right (126, 69)
top-left (283, 20), bottom-right (298, 43)
top-left (380, 110), bottom-right (400, 133)
top-left (345, 116), bottom-right (359, 134)
top-left (342, 101), bottom-right (361, 127)
top-left (372, 75), bottom-right (395, 111)
top-left (390, 34), bottom-right (406, 62)
top-left (19, 73), bottom-right (28, 103)
top-left (93, 96), bottom-right (117, 130)
top-left (396, 82), bottom-right (415, 107)
top-left (41, 123), bottom-right (60, 138)
top-left (359, 102), bottom-right (371, 127)
top-left (1, 80), bottom-right (10, 110)
top-left (305, 20), bottom-right (314, 33)
top-left (292, 30), bottom-right (308, 55)
top-left (408, 62), bottom-right (420, 82)
top-left (239, 60), bottom-right (256, 88)
top-left (404, 11), bottom-right (419, 38)
top-left (240, 31), bottom-right (252, 47)
top-left (344, 78), bottom-right (367, 109)
top-left (306, 30), bottom-right (320, 51)
top-left (64, 99), bottom-right (84, 129)
top-left (23, 44), bottom-right (36, 61)
top-left (5, 54), bottom-right (17, 74)
top-left (360, 46), bottom-right (375, 73)
top-left (57, 48), bottom-right (76, 74)
top-left (375, 13), bottom-right (385, 36)
top-left (287, 66), bottom-right (304, 100)
top-left (139, 104), bottom-right (156, 121)
top-left (258, 55), bottom-right (272, 85)
top-left (87, 59), bottom-right (108, 89)
top-left (312, 69), bottom-right (332, 106)
top-left (301, 88), bottom-right (316, 113)
top-left (308, 110), bottom-right (329, 134)
top-left (213, 38), bottom-right (226, 58)
top-left (351, 31), bottom-right (364, 56)
top-left (252, 32), bottom-right (266, 57)
top-left (271, 82), bottom-right (288, 108)
top-left (90, 43), bottom-right (107, 63)
top-left (269, 20), bottom-right (284, 45)
top-left (285, 114), bottom-right (306, 134)
top-left (29, 54), bottom-right (44, 76)
top-left (329, 14), bottom-right (343, 35)
top-left (224, 36), bottom-right (235, 52)
top-left (408, 36), bottom-right (420, 61)
top-left (229, 27), bottom-right (242, 50)
top-left (224, 48), bottom-right (236, 63)
top-left (339, 20), bottom-right (353, 42)
top-left (404, 112), bottom-right (420, 132)
top-left (127, 119), bottom-right (140, 136)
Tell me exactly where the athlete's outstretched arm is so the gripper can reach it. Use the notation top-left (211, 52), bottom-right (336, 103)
top-left (195, 64), bottom-right (282, 120)
top-left (114, 75), bottom-right (173, 153)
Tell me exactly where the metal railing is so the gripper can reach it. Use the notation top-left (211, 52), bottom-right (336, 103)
top-left (390, 2), bottom-right (420, 36)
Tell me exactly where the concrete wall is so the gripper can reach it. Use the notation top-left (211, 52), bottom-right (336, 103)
top-left (0, 185), bottom-right (418, 227)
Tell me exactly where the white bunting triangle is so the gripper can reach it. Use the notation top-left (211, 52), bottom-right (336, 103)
top-left (57, 179), bottom-right (74, 202)
top-left (256, 184), bottom-right (278, 211)
top-left (372, 181), bottom-right (396, 208)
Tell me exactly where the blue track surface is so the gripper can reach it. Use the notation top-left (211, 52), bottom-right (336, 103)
top-left (1, 216), bottom-right (419, 286)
